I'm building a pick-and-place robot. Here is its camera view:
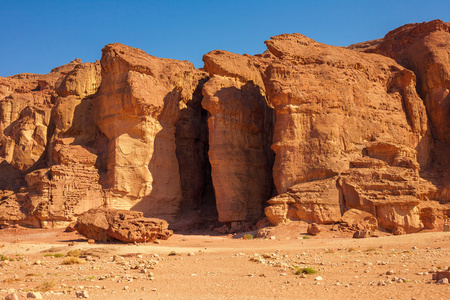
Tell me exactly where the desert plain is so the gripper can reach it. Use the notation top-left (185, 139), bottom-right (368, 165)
top-left (0, 225), bottom-right (449, 300)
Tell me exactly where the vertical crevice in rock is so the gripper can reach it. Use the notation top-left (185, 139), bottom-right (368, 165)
top-left (261, 99), bottom-right (277, 210)
top-left (175, 77), bottom-right (218, 228)
top-left (175, 78), bottom-right (209, 210)
top-left (199, 111), bottom-right (217, 222)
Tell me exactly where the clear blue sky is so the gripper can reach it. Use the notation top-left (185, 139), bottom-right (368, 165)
top-left (0, 0), bottom-right (448, 77)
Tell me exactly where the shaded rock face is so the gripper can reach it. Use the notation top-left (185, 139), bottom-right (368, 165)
top-left (1, 20), bottom-right (450, 234)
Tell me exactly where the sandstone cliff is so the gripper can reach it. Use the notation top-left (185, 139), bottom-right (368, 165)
top-left (0, 20), bottom-right (448, 234)
top-left (94, 43), bottom-right (209, 223)
top-left (202, 50), bottom-right (275, 223)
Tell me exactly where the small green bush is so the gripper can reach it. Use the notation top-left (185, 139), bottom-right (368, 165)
top-left (0, 254), bottom-right (9, 261)
top-left (294, 266), bottom-right (318, 275)
top-left (44, 253), bottom-right (64, 258)
top-left (244, 234), bottom-right (254, 240)
top-left (303, 236), bottom-right (311, 239)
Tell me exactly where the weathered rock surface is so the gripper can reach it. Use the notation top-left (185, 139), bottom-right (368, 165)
top-left (258, 32), bottom-right (444, 233)
top-left (0, 59), bottom-right (105, 228)
top-left (370, 20), bottom-right (450, 144)
top-left (24, 142), bottom-right (104, 228)
top-left (202, 50), bottom-right (275, 222)
top-left (265, 177), bottom-right (341, 225)
top-left (75, 208), bottom-right (172, 242)
top-left (94, 43), bottom-right (209, 222)
top-left (264, 33), bottom-right (428, 193)
top-left (1, 20), bottom-right (449, 234)
top-left (349, 19), bottom-right (450, 230)
top-left (369, 20), bottom-right (450, 207)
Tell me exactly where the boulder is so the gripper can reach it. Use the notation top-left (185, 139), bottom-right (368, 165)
top-left (265, 177), bottom-right (341, 225)
top-left (434, 270), bottom-right (450, 282)
top-left (353, 229), bottom-right (371, 239)
top-left (76, 208), bottom-right (172, 243)
top-left (5, 293), bottom-right (19, 300)
top-left (392, 227), bottom-right (406, 235)
top-left (341, 209), bottom-right (378, 232)
top-left (307, 223), bottom-right (321, 236)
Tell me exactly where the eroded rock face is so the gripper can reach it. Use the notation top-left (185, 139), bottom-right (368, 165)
top-left (202, 50), bottom-right (275, 222)
top-left (94, 43), bottom-right (208, 222)
top-left (244, 32), bottom-right (442, 233)
top-left (0, 59), bottom-right (92, 175)
top-left (0, 59), bottom-right (105, 227)
top-left (341, 209), bottom-right (378, 232)
top-left (371, 20), bottom-right (450, 144)
top-left (25, 143), bottom-right (104, 228)
top-left (368, 20), bottom-right (450, 207)
top-left (339, 154), bottom-right (438, 233)
top-left (264, 33), bottom-right (428, 193)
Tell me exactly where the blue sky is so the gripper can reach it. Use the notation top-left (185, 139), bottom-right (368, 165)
top-left (0, 0), bottom-right (449, 76)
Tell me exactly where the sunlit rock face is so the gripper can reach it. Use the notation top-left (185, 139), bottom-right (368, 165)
top-left (94, 43), bottom-right (208, 222)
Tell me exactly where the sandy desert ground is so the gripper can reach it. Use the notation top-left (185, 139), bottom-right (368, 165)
top-left (0, 224), bottom-right (449, 300)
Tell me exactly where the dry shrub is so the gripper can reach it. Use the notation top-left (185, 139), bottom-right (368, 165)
top-left (40, 280), bottom-right (57, 291)
top-left (61, 256), bottom-right (83, 265)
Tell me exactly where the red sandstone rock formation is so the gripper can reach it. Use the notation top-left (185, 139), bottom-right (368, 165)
top-left (0, 20), bottom-right (449, 235)
top-left (369, 20), bottom-right (450, 207)
top-left (350, 19), bottom-right (450, 230)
